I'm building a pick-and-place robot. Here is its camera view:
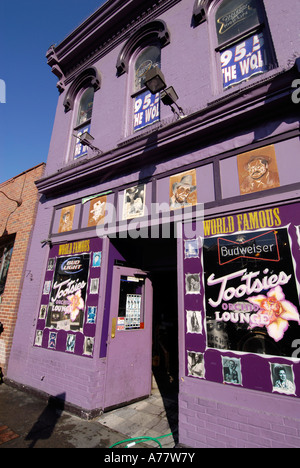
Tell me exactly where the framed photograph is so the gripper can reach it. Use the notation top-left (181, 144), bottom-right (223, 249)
top-left (270, 363), bottom-right (296, 395)
top-left (185, 273), bottom-right (200, 295)
top-left (222, 357), bottom-right (242, 386)
top-left (34, 330), bottom-right (43, 346)
top-left (187, 351), bottom-right (205, 378)
top-left (186, 310), bottom-right (202, 334)
top-left (84, 336), bottom-right (94, 356)
top-left (122, 185), bottom-right (146, 220)
top-left (90, 278), bottom-right (99, 294)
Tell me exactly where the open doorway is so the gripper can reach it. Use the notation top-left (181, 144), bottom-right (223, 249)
top-left (109, 236), bottom-right (179, 412)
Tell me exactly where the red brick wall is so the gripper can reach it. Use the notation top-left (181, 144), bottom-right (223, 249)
top-left (0, 164), bottom-right (45, 374)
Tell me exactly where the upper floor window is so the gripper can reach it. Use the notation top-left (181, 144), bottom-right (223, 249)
top-left (116, 20), bottom-right (170, 135)
top-left (63, 67), bottom-right (101, 161)
top-left (133, 44), bottom-right (161, 132)
top-left (214, 0), bottom-right (276, 90)
top-left (74, 87), bottom-right (95, 159)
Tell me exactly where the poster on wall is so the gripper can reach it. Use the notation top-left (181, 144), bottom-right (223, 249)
top-left (46, 253), bottom-right (90, 332)
top-left (169, 170), bottom-right (197, 210)
top-left (35, 238), bottom-right (102, 357)
top-left (58, 205), bottom-right (75, 233)
top-left (122, 185), bottom-right (146, 220)
top-left (203, 227), bottom-right (300, 358)
top-left (237, 145), bottom-right (280, 195)
top-left (221, 33), bottom-right (268, 89)
top-left (133, 91), bottom-right (160, 131)
top-left (74, 124), bottom-right (90, 159)
top-left (87, 196), bottom-right (107, 227)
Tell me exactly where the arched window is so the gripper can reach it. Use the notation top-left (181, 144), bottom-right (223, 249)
top-left (132, 44), bottom-right (161, 132)
top-left (213, 0), bottom-right (277, 90)
top-left (116, 20), bottom-right (170, 134)
top-left (73, 87), bottom-right (95, 159)
top-left (63, 67), bottom-right (101, 160)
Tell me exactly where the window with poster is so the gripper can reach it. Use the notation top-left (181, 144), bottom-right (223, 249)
top-left (73, 87), bottom-right (95, 159)
top-left (214, 0), bottom-right (277, 89)
top-left (132, 44), bottom-right (161, 132)
top-left (63, 67), bottom-right (101, 161)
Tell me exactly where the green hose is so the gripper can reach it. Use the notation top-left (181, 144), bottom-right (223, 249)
top-left (109, 432), bottom-right (173, 448)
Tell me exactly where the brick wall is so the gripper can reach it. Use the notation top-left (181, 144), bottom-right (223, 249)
top-left (0, 164), bottom-right (45, 374)
top-left (179, 382), bottom-right (300, 448)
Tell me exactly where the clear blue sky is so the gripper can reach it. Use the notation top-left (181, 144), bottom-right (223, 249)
top-left (0, 0), bottom-right (107, 184)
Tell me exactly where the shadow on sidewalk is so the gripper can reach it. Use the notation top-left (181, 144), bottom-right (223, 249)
top-left (25, 393), bottom-right (66, 448)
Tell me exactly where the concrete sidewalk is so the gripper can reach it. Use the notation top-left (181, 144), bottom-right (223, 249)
top-left (0, 382), bottom-right (177, 449)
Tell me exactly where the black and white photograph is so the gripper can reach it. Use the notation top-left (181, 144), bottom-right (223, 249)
top-left (47, 258), bottom-right (55, 271)
top-left (84, 336), bottom-right (94, 356)
top-left (186, 310), bottom-right (202, 334)
top-left (122, 184), bottom-right (146, 220)
top-left (43, 281), bottom-right (51, 295)
top-left (187, 351), bottom-right (205, 378)
top-left (222, 357), bottom-right (242, 386)
top-left (39, 304), bottom-right (47, 320)
top-left (271, 363), bottom-right (296, 395)
top-left (34, 330), bottom-right (43, 346)
top-left (90, 277), bottom-right (99, 294)
top-left (185, 273), bottom-right (201, 294)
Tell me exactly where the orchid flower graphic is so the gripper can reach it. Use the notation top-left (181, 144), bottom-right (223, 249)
top-left (66, 290), bottom-right (84, 322)
top-left (247, 285), bottom-right (300, 342)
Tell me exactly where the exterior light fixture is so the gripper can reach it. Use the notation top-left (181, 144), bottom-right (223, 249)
top-left (144, 67), bottom-right (185, 118)
top-left (41, 238), bottom-right (53, 248)
top-left (144, 66), bottom-right (167, 93)
top-left (161, 86), bottom-right (185, 118)
top-left (76, 131), bottom-right (103, 155)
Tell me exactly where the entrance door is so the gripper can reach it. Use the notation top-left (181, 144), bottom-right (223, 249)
top-left (103, 266), bottom-right (153, 410)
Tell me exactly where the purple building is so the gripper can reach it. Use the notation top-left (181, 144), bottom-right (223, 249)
top-left (7, 0), bottom-right (300, 448)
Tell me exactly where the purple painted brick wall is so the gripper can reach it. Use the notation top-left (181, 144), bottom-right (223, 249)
top-left (179, 381), bottom-right (300, 448)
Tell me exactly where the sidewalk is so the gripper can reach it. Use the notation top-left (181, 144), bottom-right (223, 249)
top-left (0, 382), bottom-right (177, 449)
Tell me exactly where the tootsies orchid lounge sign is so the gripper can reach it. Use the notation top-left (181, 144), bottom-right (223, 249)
top-left (183, 204), bottom-right (300, 395)
top-left (204, 226), bottom-right (300, 357)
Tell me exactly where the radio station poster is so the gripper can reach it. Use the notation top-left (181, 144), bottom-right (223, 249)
top-left (46, 253), bottom-right (90, 332)
top-left (221, 33), bottom-right (268, 89)
top-left (133, 90), bottom-right (160, 131)
top-left (74, 124), bottom-right (90, 159)
top-left (203, 228), bottom-right (300, 357)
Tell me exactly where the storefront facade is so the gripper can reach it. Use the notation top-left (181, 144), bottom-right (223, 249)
top-left (7, 0), bottom-right (300, 447)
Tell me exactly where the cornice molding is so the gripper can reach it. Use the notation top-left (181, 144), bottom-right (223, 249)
top-left (47, 0), bottom-right (181, 87)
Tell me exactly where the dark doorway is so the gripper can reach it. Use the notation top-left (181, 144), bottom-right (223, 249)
top-left (110, 235), bottom-right (179, 398)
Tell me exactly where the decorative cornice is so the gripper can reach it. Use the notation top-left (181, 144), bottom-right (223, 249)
top-left (47, 0), bottom-right (181, 88)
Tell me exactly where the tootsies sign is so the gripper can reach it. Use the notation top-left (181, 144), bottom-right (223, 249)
top-left (46, 254), bottom-right (90, 332)
top-left (203, 220), bottom-right (300, 358)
